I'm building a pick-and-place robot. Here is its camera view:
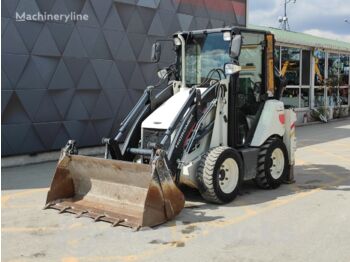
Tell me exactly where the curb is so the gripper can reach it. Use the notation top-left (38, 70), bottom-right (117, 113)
top-left (296, 116), bottom-right (350, 127)
top-left (2, 146), bottom-right (105, 168)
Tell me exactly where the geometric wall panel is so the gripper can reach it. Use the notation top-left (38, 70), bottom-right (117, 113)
top-left (1, 0), bottom-right (246, 156)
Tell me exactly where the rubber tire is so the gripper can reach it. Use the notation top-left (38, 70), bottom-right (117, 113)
top-left (197, 146), bottom-right (243, 204)
top-left (255, 137), bottom-right (289, 189)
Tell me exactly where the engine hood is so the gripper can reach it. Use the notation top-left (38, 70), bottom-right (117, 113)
top-left (142, 88), bottom-right (205, 130)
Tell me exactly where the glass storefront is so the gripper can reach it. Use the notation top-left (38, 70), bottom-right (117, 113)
top-left (281, 47), bottom-right (300, 86)
top-left (315, 87), bottom-right (325, 107)
top-left (276, 45), bottom-right (349, 109)
top-left (339, 55), bottom-right (349, 87)
top-left (314, 50), bottom-right (325, 86)
top-left (282, 88), bottom-right (299, 108)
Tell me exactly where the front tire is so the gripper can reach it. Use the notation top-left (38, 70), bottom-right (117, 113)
top-left (197, 147), bottom-right (243, 204)
top-left (255, 137), bottom-right (289, 189)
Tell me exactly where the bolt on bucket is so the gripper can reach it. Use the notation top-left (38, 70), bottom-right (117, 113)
top-left (44, 154), bottom-right (185, 229)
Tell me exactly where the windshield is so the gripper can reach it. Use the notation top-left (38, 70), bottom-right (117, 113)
top-left (182, 32), bottom-right (231, 86)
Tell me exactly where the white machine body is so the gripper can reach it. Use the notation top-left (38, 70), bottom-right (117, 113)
top-left (140, 81), bottom-right (297, 189)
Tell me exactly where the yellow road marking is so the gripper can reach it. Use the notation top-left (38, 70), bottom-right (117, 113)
top-left (62, 257), bottom-right (80, 262)
top-left (2, 188), bottom-right (48, 208)
top-left (58, 174), bottom-right (348, 262)
top-left (307, 148), bottom-right (350, 163)
top-left (2, 227), bottom-right (58, 233)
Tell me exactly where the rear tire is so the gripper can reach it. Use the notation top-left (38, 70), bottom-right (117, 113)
top-left (255, 137), bottom-right (289, 189)
top-left (197, 147), bottom-right (243, 204)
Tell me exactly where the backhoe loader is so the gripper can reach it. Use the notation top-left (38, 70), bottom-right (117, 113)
top-left (45, 27), bottom-right (297, 229)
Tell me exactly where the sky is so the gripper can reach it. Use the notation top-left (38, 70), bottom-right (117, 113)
top-left (248, 0), bottom-right (350, 43)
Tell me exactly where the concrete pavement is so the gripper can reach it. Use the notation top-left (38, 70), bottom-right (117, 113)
top-left (2, 119), bottom-right (350, 262)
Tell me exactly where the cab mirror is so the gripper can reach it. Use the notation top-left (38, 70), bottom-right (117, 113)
top-left (157, 68), bottom-right (168, 79)
top-left (151, 42), bottom-right (161, 63)
top-left (230, 35), bottom-right (242, 58)
top-left (224, 63), bottom-right (241, 75)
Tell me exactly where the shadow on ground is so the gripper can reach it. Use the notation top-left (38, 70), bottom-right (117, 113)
top-left (167, 164), bottom-right (350, 226)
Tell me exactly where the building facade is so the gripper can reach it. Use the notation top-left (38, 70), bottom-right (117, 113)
top-left (2, 0), bottom-right (247, 156)
top-left (259, 26), bottom-right (350, 123)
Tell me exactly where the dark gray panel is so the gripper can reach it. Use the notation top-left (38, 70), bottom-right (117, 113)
top-left (92, 118), bottom-right (114, 140)
top-left (32, 56), bottom-right (59, 85)
top-left (52, 125), bottom-right (70, 149)
top-left (91, 91), bottom-right (114, 120)
top-left (65, 95), bottom-right (90, 120)
top-left (2, 21), bottom-right (28, 54)
top-left (115, 35), bottom-right (136, 61)
top-left (47, 22), bottom-right (74, 53)
top-left (103, 5), bottom-right (124, 30)
top-left (33, 122), bottom-right (62, 149)
top-left (1, 93), bottom-right (31, 124)
top-left (115, 2), bottom-right (135, 29)
top-left (15, 21), bottom-right (44, 52)
top-left (1, 71), bottom-right (13, 90)
top-left (50, 0), bottom-right (74, 25)
top-left (1, 91), bottom-right (13, 115)
top-left (2, 0), bottom-right (246, 156)
top-left (103, 63), bottom-right (126, 89)
top-left (147, 13), bottom-right (165, 36)
top-left (77, 62), bottom-right (101, 90)
top-left (91, 59), bottom-right (114, 86)
top-left (80, 121), bottom-right (99, 146)
top-left (177, 13), bottom-right (193, 31)
top-left (35, 0), bottom-right (56, 13)
top-left (20, 125), bottom-right (46, 153)
top-left (2, 54), bottom-right (29, 86)
top-left (126, 8), bottom-right (146, 34)
top-left (137, 6), bottom-right (156, 32)
top-left (90, 0), bottom-right (112, 25)
top-left (63, 120), bottom-right (87, 143)
top-left (50, 89), bottom-right (75, 118)
top-left (16, 58), bottom-right (46, 89)
top-left (76, 0), bottom-right (100, 28)
top-left (16, 89), bottom-right (45, 120)
top-left (63, 27), bottom-right (88, 58)
top-left (16, 0), bottom-right (41, 17)
top-left (64, 0), bottom-right (85, 13)
top-left (63, 57), bottom-right (89, 84)
top-left (78, 90), bottom-right (100, 116)
top-left (103, 88), bottom-right (127, 114)
top-left (48, 59), bottom-right (75, 89)
top-left (2, 0), bottom-right (20, 18)
top-left (103, 29), bottom-right (125, 57)
top-left (34, 93), bottom-right (62, 122)
top-left (127, 33), bottom-right (147, 58)
top-left (32, 25), bottom-right (61, 56)
top-left (2, 124), bottom-right (31, 153)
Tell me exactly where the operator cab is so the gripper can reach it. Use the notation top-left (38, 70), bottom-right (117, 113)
top-left (174, 28), bottom-right (273, 147)
top-left (151, 27), bottom-right (277, 147)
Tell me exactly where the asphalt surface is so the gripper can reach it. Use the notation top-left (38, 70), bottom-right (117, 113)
top-left (2, 119), bottom-right (350, 262)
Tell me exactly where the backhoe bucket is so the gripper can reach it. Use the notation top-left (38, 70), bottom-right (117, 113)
top-left (44, 154), bottom-right (185, 229)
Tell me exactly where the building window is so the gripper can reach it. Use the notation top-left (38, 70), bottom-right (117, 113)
top-left (339, 55), bottom-right (349, 87)
top-left (314, 50), bottom-right (325, 86)
top-left (328, 53), bottom-right (340, 87)
top-left (302, 50), bottom-right (311, 86)
top-left (314, 87), bottom-right (325, 107)
top-left (327, 86), bottom-right (338, 107)
top-left (339, 87), bottom-right (349, 105)
top-left (275, 46), bottom-right (281, 70)
top-left (301, 88), bottom-right (310, 107)
top-left (281, 47), bottom-right (300, 86)
top-left (282, 87), bottom-right (299, 108)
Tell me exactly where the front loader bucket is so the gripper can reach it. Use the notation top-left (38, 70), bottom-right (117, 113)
top-left (44, 154), bottom-right (185, 229)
